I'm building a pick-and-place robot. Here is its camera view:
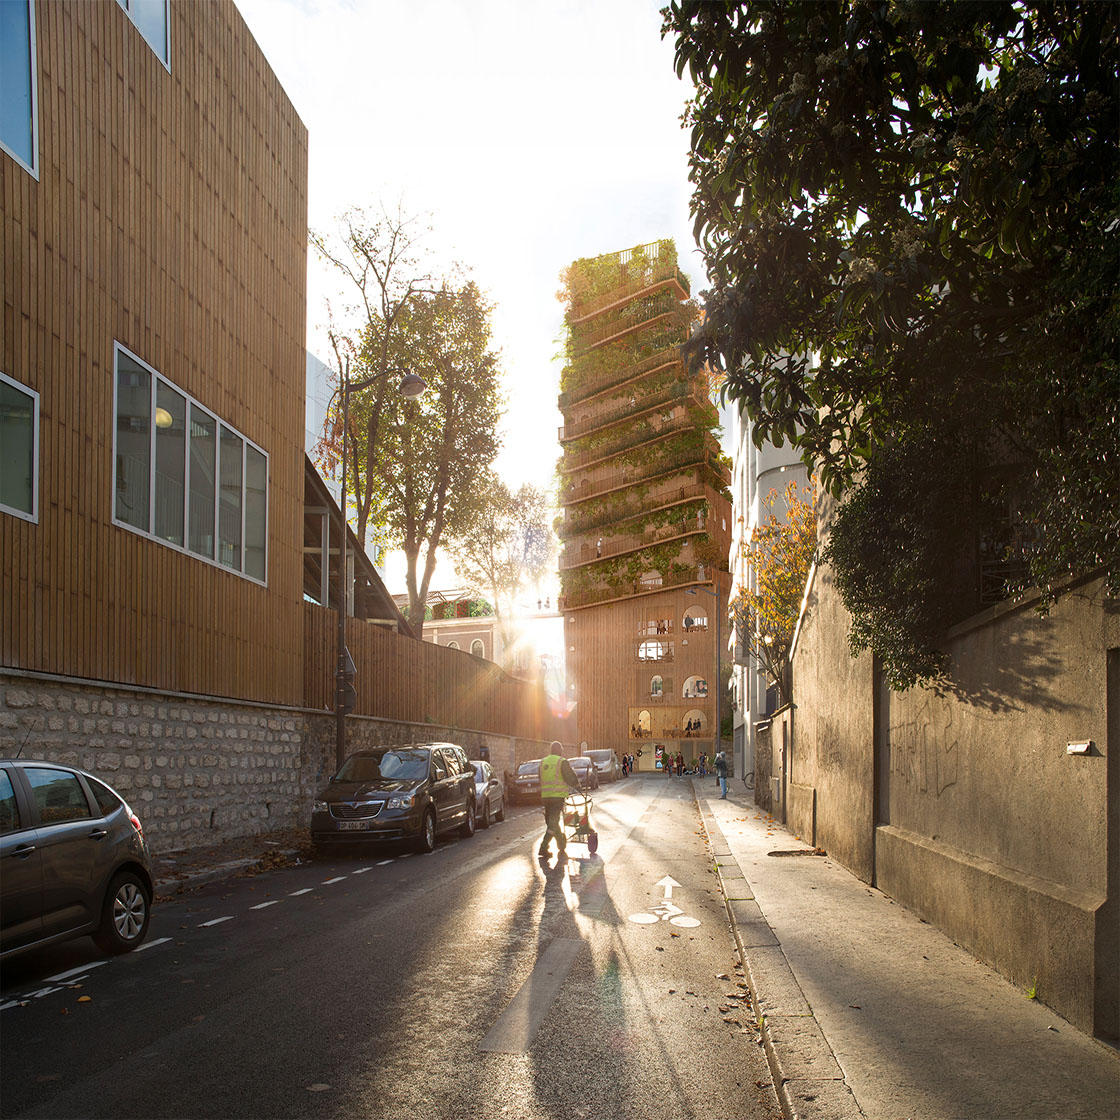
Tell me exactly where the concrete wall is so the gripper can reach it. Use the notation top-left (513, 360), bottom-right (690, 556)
top-left (787, 567), bottom-right (1119, 1037)
top-left (1, 672), bottom-right (572, 857)
top-left (785, 563), bottom-right (876, 882)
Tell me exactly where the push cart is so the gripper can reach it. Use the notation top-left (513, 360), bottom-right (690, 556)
top-left (562, 791), bottom-right (598, 855)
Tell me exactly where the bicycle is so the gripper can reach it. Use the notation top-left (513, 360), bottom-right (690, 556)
top-left (742, 770), bottom-right (754, 791)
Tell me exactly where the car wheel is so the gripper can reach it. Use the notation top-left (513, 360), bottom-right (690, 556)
top-left (417, 809), bottom-right (437, 854)
top-left (93, 871), bottom-right (151, 954)
top-left (460, 797), bottom-right (477, 838)
top-left (479, 798), bottom-right (491, 828)
top-left (495, 799), bottom-right (505, 822)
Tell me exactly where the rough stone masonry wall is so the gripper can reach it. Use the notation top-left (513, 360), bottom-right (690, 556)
top-left (1, 672), bottom-right (575, 856)
top-left (1, 674), bottom-right (306, 848)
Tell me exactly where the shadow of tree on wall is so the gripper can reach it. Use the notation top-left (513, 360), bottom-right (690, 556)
top-left (926, 582), bottom-right (1116, 716)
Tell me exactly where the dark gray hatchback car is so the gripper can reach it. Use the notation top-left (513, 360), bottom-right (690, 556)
top-left (311, 743), bottom-right (477, 854)
top-left (0, 759), bottom-right (154, 960)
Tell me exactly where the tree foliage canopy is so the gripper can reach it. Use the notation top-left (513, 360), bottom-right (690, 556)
top-left (730, 479), bottom-right (816, 706)
top-left (447, 478), bottom-right (555, 657)
top-left (666, 0), bottom-right (1119, 687)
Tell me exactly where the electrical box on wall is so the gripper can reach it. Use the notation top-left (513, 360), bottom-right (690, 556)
top-left (1067, 740), bottom-right (1093, 755)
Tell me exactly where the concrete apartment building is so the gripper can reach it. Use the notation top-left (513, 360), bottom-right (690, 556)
top-left (556, 241), bottom-right (732, 771)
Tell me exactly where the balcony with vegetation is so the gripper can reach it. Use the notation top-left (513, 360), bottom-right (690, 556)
top-left (562, 239), bottom-right (690, 323)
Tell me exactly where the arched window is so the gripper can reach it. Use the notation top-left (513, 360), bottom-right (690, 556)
top-left (650, 675), bottom-right (663, 697)
top-left (447, 641), bottom-right (460, 650)
top-left (638, 710), bottom-right (651, 735)
top-left (683, 709), bottom-right (705, 737)
top-left (683, 608), bottom-right (707, 632)
top-left (682, 675), bottom-right (707, 698)
top-left (470, 639), bottom-right (484, 658)
top-left (638, 640), bottom-right (665, 661)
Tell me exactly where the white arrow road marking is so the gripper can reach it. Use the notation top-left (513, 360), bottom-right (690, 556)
top-left (656, 876), bottom-right (681, 899)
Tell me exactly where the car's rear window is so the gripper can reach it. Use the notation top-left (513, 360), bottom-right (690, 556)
top-left (86, 776), bottom-right (123, 817)
top-left (517, 762), bottom-right (540, 776)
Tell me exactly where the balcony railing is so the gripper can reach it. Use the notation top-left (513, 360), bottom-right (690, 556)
top-left (559, 566), bottom-right (713, 610)
top-left (569, 241), bottom-right (691, 322)
top-left (558, 477), bottom-right (707, 539)
top-left (559, 401), bottom-right (709, 475)
top-left (561, 443), bottom-right (729, 506)
top-left (559, 379), bottom-right (706, 444)
top-left (560, 348), bottom-right (682, 411)
top-left (559, 514), bottom-right (707, 571)
top-left (572, 295), bottom-right (682, 355)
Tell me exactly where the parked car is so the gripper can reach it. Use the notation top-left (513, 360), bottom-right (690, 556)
top-left (568, 756), bottom-right (600, 791)
top-left (507, 759), bottom-right (542, 804)
top-left (1, 758), bottom-right (154, 961)
top-left (470, 760), bottom-right (505, 828)
top-left (311, 743), bottom-right (477, 854)
top-left (583, 749), bottom-right (620, 783)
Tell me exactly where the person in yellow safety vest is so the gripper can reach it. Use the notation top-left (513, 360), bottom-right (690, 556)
top-left (538, 741), bottom-right (581, 860)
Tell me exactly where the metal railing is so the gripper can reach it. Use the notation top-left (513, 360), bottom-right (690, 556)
top-left (560, 450), bottom-right (715, 505)
top-left (559, 400), bottom-right (709, 474)
top-left (558, 514), bottom-right (707, 571)
top-left (572, 296), bottom-right (682, 355)
top-left (560, 348), bottom-right (682, 411)
top-left (559, 566), bottom-right (713, 610)
top-left (569, 241), bottom-right (690, 321)
top-left (558, 477), bottom-right (708, 538)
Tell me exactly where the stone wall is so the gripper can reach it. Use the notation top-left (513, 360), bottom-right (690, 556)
top-left (1, 672), bottom-right (573, 856)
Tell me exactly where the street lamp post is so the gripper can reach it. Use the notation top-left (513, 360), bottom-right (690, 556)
top-left (335, 359), bottom-right (426, 770)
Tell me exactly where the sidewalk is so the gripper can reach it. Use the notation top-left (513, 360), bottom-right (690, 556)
top-left (695, 780), bottom-right (1120, 1120)
top-left (151, 826), bottom-right (309, 898)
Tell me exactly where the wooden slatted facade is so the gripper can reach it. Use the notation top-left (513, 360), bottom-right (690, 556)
top-left (1, 1), bottom-right (308, 705)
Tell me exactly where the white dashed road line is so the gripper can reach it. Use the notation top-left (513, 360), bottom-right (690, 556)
top-left (45, 961), bottom-right (108, 983)
top-left (251, 900), bottom-right (281, 910)
top-left (321, 877), bottom-right (346, 885)
top-left (199, 916), bottom-right (234, 927)
top-left (136, 937), bottom-right (172, 952)
top-left (289, 888), bottom-right (313, 896)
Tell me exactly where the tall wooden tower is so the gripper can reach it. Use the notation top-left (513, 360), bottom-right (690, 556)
top-left (557, 240), bottom-right (732, 771)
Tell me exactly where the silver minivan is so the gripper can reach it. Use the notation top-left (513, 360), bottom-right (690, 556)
top-left (0, 759), bottom-right (154, 960)
top-left (583, 749), bottom-right (620, 782)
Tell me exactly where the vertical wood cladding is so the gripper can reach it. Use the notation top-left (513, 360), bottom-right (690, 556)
top-left (1, 1), bottom-right (309, 704)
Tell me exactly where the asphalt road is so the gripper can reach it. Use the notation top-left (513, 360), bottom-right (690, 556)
top-left (1, 777), bottom-right (781, 1120)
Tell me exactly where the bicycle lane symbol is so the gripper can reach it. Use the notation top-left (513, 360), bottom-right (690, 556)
top-left (628, 876), bottom-right (701, 929)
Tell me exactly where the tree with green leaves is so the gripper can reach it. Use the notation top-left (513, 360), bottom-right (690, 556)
top-left (310, 204), bottom-right (436, 551)
top-left (375, 282), bottom-right (503, 636)
top-left (730, 479), bottom-right (817, 707)
top-left (665, 0), bottom-right (1119, 689)
top-left (447, 478), bottom-right (555, 660)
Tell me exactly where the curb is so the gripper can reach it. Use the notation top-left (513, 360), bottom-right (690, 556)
top-left (155, 849), bottom-right (302, 897)
top-left (697, 797), bottom-right (864, 1120)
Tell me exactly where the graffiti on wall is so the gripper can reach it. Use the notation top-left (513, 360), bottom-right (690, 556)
top-left (889, 706), bottom-right (959, 797)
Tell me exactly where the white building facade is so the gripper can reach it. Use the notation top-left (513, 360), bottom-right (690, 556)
top-left (728, 405), bottom-right (808, 784)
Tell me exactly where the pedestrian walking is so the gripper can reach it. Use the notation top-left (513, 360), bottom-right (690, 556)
top-left (715, 750), bottom-right (728, 798)
top-left (538, 743), bottom-right (580, 860)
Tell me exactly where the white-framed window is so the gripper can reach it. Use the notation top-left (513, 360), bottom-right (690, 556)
top-left (0, 0), bottom-right (39, 178)
top-left (447, 641), bottom-right (460, 650)
top-left (113, 343), bottom-right (268, 584)
top-left (470, 639), bottom-right (485, 658)
top-left (638, 640), bottom-right (665, 661)
top-left (116, 0), bottom-right (171, 70)
top-left (0, 371), bottom-right (39, 522)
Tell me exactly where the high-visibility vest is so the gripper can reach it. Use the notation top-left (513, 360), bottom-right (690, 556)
top-left (539, 755), bottom-right (569, 799)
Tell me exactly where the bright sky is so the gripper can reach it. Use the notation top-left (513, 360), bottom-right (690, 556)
top-left (236, 0), bottom-right (712, 597)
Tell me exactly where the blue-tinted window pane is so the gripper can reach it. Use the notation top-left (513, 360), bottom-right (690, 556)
top-left (244, 445), bottom-right (267, 582)
top-left (154, 382), bottom-right (186, 546)
top-left (129, 0), bottom-right (168, 64)
top-left (0, 0), bottom-right (35, 170)
top-left (218, 426), bottom-right (242, 570)
top-left (189, 405), bottom-right (216, 559)
top-left (115, 354), bottom-right (151, 531)
top-left (0, 376), bottom-right (36, 518)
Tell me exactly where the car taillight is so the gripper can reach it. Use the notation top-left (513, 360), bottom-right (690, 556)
top-left (129, 811), bottom-right (145, 840)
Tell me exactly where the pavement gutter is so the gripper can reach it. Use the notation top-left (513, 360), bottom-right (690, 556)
top-left (696, 796), bottom-right (865, 1120)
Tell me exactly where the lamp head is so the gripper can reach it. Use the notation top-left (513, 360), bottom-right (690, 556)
top-left (399, 373), bottom-right (426, 398)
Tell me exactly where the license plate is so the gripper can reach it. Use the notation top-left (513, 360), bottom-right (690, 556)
top-left (338, 820), bottom-right (371, 831)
